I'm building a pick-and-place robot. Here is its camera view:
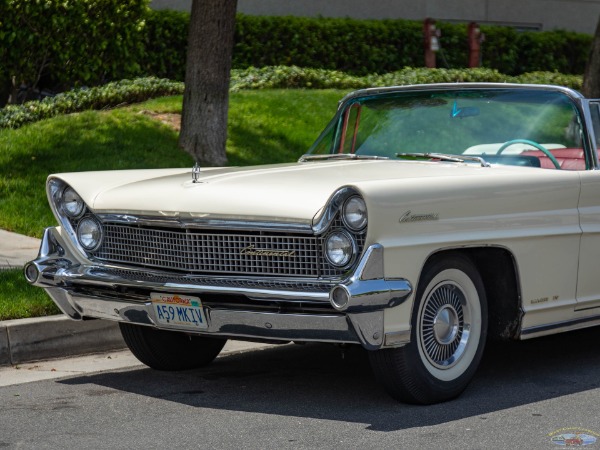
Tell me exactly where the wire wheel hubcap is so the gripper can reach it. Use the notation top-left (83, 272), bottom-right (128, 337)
top-left (420, 281), bottom-right (471, 369)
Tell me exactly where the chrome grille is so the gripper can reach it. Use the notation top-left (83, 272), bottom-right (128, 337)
top-left (91, 224), bottom-right (355, 278)
top-left (102, 268), bottom-right (336, 293)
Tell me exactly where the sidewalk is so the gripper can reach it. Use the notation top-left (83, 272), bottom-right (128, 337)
top-left (0, 229), bottom-right (41, 270)
top-left (0, 228), bottom-right (268, 367)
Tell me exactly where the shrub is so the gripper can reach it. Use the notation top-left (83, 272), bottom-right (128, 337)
top-left (0, 0), bottom-right (149, 104)
top-left (233, 15), bottom-right (425, 76)
top-left (140, 9), bottom-right (190, 81)
top-left (514, 71), bottom-right (583, 90)
top-left (0, 7), bottom-right (591, 99)
top-left (0, 77), bottom-right (183, 129)
top-left (230, 66), bottom-right (582, 91)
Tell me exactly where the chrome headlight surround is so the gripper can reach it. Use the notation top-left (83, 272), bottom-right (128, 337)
top-left (77, 217), bottom-right (104, 251)
top-left (325, 229), bottom-right (357, 268)
top-left (342, 195), bottom-right (367, 231)
top-left (314, 186), bottom-right (368, 273)
top-left (47, 178), bottom-right (103, 256)
top-left (60, 186), bottom-right (86, 219)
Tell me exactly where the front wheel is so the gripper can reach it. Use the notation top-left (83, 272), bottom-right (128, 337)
top-left (119, 323), bottom-right (227, 371)
top-left (369, 254), bottom-right (488, 404)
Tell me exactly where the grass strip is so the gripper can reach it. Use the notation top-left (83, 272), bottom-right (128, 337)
top-left (0, 269), bottom-right (60, 320)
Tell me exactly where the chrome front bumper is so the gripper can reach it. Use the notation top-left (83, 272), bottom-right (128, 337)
top-left (25, 227), bottom-right (413, 350)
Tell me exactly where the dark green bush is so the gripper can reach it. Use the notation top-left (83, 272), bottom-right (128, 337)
top-left (0, 0), bottom-right (149, 103)
top-left (140, 9), bottom-right (190, 81)
top-left (143, 12), bottom-right (590, 79)
top-left (0, 6), bottom-right (592, 98)
top-left (233, 15), bottom-right (424, 76)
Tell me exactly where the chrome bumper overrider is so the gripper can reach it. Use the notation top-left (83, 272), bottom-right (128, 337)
top-left (25, 227), bottom-right (413, 350)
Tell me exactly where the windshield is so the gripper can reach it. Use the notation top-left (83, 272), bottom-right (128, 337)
top-left (307, 88), bottom-right (585, 169)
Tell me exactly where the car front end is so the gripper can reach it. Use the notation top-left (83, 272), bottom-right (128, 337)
top-left (25, 174), bottom-right (412, 351)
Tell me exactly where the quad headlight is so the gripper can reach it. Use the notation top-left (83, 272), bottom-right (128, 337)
top-left (61, 187), bottom-right (85, 218)
top-left (49, 179), bottom-right (104, 254)
top-left (342, 196), bottom-right (367, 231)
top-left (325, 230), bottom-right (355, 267)
top-left (77, 217), bottom-right (103, 251)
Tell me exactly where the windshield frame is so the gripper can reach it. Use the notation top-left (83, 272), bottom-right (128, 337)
top-left (305, 83), bottom-right (596, 171)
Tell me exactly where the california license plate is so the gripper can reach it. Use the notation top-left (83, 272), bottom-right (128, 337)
top-left (151, 293), bottom-right (208, 330)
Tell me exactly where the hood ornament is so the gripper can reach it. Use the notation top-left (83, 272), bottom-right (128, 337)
top-left (192, 163), bottom-right (201, 183)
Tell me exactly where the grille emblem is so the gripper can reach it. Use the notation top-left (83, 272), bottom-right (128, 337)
top-left (240, 244), bottom-right (296, 258)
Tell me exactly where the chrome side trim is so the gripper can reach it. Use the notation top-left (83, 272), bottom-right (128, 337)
top-left (520, 313), bottom-right (600, 340)
top-left (384, 330), bottom-right (411, 347)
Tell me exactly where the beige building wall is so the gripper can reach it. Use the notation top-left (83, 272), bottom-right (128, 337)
top-left (150, 0), bottom-right (600, 34)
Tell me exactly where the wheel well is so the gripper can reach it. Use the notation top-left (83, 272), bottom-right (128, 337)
top-left (424, 247), bottom-right (522, 340)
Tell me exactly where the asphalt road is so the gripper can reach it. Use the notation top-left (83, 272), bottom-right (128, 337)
top-left (1, 327), bottom-right (600, 449)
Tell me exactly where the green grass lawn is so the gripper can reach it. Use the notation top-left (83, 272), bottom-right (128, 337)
top-left (0, 89), bottom-right (343, 237)
top-left (0, 269), bottom-right (61, 320)
top-left (0, 88), bottom-right (344, 319)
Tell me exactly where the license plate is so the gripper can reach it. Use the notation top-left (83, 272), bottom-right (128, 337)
top-left (151, 293), bottom-right (208, 330)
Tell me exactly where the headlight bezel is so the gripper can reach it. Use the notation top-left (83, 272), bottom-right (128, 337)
top-left (324, 229), bottom-right (357, 268)
top-left (48, 178), bottom-right (103, 255)
top-left (315, 187), bottom-right (368, 272)
top-left (76, 216), bottom-right (104, 251)
top-left (342, 195), bottom-right (368, 231)
top-left (60, 186), bottom-right (86, 219)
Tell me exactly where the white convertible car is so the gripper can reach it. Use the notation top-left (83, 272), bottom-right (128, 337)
top-left (25, 83), bottom-right (600, 404)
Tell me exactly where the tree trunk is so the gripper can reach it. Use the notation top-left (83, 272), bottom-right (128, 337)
top-left (179, 0), bottom-right (237, 166)
top-left (583, 15), bottom-right (600, 98)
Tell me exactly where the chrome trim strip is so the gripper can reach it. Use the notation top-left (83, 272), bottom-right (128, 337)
top-left (520, 313), bottom-right (600, 339)
top-left (97, 214), bottom-right (315, 234)
top-left (384, 330), bottom-right (411, 347)
top-left (28, 258), bottom-right (333, 303)
top-left (338, 83), bottom-right (585, 106)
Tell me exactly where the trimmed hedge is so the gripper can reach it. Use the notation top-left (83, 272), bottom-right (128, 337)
top-left (0, 0), bottom-right (149, 104)
top-left (0, 6), bottom-right (593, 100)
top-left (1, 68), bottom-right (584, 130)
top-left (140, 9), bottom-right (190, 82)
top-left (233, 16), bottom-right (591, 76)
top-left (233, 15), bottom-right (425, 76)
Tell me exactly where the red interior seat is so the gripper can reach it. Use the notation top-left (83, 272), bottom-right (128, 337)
top-left (520, 148), bottom-right (585, 170)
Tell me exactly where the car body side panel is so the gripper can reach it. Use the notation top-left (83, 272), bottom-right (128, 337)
top-left (576, 171), bottom-right (600, 310)
top-left (353, 166), bottom-right (583, 336)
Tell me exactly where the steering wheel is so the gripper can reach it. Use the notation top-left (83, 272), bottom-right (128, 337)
top-left (497, 139), bottom-right (561, 170)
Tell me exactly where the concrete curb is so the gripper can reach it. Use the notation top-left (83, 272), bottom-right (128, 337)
top-left (0, 315), bottom-right (126, 366)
